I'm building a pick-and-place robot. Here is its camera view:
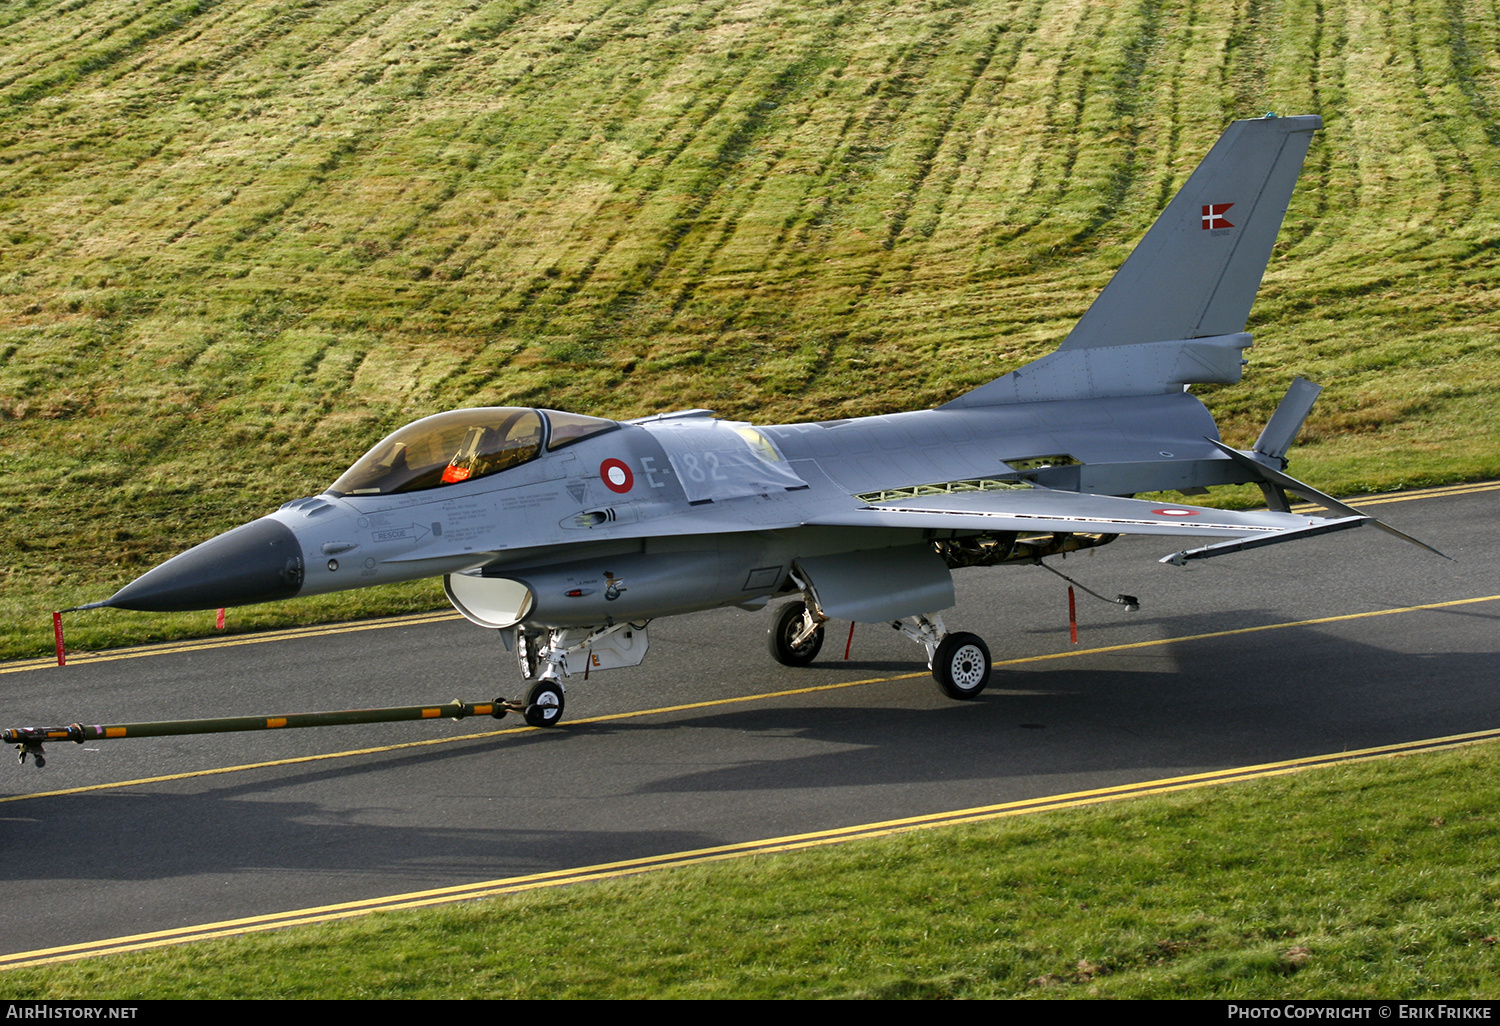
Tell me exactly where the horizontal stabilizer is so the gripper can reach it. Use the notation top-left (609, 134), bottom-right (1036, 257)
top-left (1205, 439), bottom-right (1451, 559)
top-left (1160, 516), bottom-right (1367, 565)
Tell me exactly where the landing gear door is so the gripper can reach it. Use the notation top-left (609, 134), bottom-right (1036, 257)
top-left (584, 625), bottom-right (650, 671)
top-left (794, 545), bottom-right (955, 623)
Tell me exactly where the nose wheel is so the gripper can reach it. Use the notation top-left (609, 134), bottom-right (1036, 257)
top-left (523, 680), bottom-right (565, 728)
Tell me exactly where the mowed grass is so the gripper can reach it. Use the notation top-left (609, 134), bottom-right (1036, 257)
top-left (1, 0), bottom-right (1499, 657)
top-left (5, 740), bottom-right (1500, 998)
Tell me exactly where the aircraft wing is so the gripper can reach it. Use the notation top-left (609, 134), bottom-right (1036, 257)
top-left (377, 484), bottom-right (1368, 572)
top-left (802, 486), bottom-right (1370, 561)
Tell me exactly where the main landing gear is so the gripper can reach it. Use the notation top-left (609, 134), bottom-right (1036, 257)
top-left (768, 601), bottom-right (825, 666)
top-left (767, 602), bottom-right (992, 700)
top-left (931, 632), bottom-right (991, 700)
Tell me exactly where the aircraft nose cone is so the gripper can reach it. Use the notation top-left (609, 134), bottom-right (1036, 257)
top-left (105, 517), bottom-right (305, 612)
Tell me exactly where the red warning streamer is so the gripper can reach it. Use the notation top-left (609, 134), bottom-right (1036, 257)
top-left (53, 612), bottom-right (65, 666)
top-left (844, 622), bottom-right (855, 660)
top-left (1068, 586), bottom-right (1078, 646)
top-left (216, 608), bottom-right (226, 630)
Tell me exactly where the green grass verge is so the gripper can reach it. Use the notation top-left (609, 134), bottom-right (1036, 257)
top-left (2, 0), bottom-right (1499, 658)
top-left (5, 741), bottom-right (1499, 998)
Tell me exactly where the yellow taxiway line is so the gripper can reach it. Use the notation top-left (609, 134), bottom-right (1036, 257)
top-left (4, 724), bottom-right (1496, 971)
top-left (2, 591), bottom-right (1499, 968)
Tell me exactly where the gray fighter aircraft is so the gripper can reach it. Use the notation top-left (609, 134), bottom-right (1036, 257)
top-left (91, 113), bottom-right (1438, 727)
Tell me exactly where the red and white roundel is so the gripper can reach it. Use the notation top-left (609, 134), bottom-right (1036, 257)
top-left (1152, 508), bottom-right (1199, 517)
top-left (600, 458), bottom-right (634, 494)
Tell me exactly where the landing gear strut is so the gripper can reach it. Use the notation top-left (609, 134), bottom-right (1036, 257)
top-left (502, 627), bottom-right (578, 728)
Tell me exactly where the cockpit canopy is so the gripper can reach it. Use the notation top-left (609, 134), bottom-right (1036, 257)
top-left (328, 408), bottom-right (618, 496)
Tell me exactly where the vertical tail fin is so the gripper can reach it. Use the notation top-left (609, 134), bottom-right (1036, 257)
top-left (949, 114), bottom-right (1321, 407)
top-left (1062, 113), bottom-right (1322, 350)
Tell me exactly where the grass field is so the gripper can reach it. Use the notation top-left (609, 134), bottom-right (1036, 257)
top-left (2, 0), bottom-right (1498, 656)
top-left (4, 739), bottom-right (1498, 998)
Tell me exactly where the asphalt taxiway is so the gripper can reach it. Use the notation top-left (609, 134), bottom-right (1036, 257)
top-left (2, 483), bottom-right (1497, 961)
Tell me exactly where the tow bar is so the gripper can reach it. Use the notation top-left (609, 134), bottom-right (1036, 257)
top-left (3, 699), bottom-right (518, 768)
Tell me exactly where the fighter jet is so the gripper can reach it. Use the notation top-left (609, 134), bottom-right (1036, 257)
top-left (92, 113), bottom-right (1438, 727)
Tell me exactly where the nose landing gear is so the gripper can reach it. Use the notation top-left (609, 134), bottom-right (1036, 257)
top-left (500, 621), bottom-right (650, 728)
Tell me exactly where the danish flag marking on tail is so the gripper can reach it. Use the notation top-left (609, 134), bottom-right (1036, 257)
top-left (1201, 203), bottom-right (1235, 230)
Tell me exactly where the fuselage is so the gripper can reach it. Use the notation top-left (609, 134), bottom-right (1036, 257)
top-left (103, 389), bottom-right (1254, 626)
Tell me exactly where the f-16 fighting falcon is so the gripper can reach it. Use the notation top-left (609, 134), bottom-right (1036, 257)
top-left (89, 114), bottom-right (1440, 728)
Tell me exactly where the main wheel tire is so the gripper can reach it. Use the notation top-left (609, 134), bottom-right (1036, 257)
top-left (932, 632), bottom-right (990, 700)
top-left (523, 680), bottom-right (565, 727)
top-left (768, 601), bottom-right (824, 666)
